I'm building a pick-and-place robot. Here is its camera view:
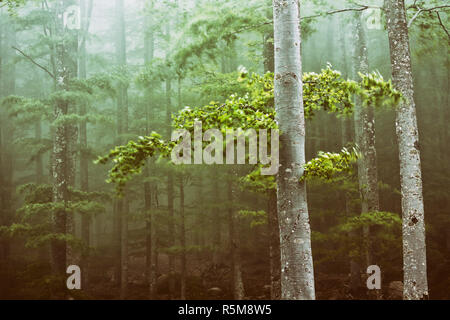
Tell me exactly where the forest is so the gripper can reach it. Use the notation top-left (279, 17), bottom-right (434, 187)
top-left (0, 0), bottom-right (448, 301)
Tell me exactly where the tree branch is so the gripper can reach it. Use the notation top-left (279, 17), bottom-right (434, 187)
top-left (229, 5), bottom-right (380, 36)
top-left (408, 5), bottom-right (450, 28)
top-left (12, 46), bottom-right (55, 79)
top-left (301, 5), bottom-right (378, 21)
top-left (436, 11), bottom-right (450, 39)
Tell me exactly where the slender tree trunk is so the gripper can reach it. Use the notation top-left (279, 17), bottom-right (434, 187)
top-left (115, 0), bottom-right (128, 299)
top-left (338, 18), bottom-right (361, 298)
top-left (179, 175), bottom-right (187, 300)
top-left (144, 4), bottom-right (156, 299)
top-left (262, 6), bottom-right (281, 299)
top-left (227, 172), bottom-right (245, 300)
top-left (385, 0), bottom-right (428, 300)
top-left (0, 17), bottom-right (15, 268)
top-left (79, 0), bottom-right (90, 291)
top-left (51, 1), bottom-right (78, 280)
top-left (268, 189), bottom-right (281, 299)
top-left (211, 168), bottom-right (221, 265)
top-left (35, 120), bottom-right (44, 184)
top-left (352, 11), bottom-right (380, 282)
top-left (165, 78), bottom-right (176, 299)
top-left (272, 0), bottom-right (315, 300)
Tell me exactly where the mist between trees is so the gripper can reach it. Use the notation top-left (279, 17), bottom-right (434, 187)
top-left (0, 0), bottom-right (448, 300)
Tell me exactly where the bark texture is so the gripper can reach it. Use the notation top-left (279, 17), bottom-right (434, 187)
top-left (272, 0), bottom-right (315, 300)
top-left (385, 0), bottom-right (428, 300)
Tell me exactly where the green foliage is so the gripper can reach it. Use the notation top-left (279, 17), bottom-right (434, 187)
top-left (338, 211), bottom-right (402, 232)
top-left (240, 167), bottom-right (276, 193)
top-left (1, 183), bottom-right (107, 249)
top-left (0, 0), bottom-right (26, 15)
top-left (301, 146), bottom-right (360, 182)
top-left (95, 133), bottom-right (172, 193)
top-left (99, 67), bottom-right (401, 193)
top-left (238, 210), bottom-right (267, 228)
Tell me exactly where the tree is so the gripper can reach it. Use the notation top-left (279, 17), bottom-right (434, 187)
top-left (352, 10), bottom-right (380, 297)
top-left (272, 0), bottom-right (315, 300)
top-left (79, 0), bottom-right (93, 292)
top-left (51, 0), bottom-right (79, 278)
top-left (385, 0), bottom-right (428, 300)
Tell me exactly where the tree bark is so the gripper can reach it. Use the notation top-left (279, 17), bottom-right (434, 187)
top-left (385, 0), bottom-right (428, 300)
top-left (272, 0), bottom-right (315, 300)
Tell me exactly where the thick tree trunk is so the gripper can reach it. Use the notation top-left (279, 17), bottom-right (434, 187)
top-left (272, 0), bottom-right (315, 300)
top-left (385, 0), bottom-right (428, 300)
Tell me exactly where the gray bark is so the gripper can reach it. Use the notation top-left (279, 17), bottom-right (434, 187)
top-left (272, 0), bottom-right (315, 300)
top-left (385, 0), bottom-right (428, 300)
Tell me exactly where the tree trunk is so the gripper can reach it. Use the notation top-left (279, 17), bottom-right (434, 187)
top-left (211, 168), bottom-right (221, 265)
top-left (352, 11), bottom-right (381, 288)
top-left (227, 172), bottom-right (245, 300)
top-left (272, 0), bottom-right (315, 300)
top-left (143, 2), bottom-right (156, 299)
top-left (385, 0), bottom-right (428, 300)
top-left (179, 175), bottom-right (187, 300)
top-left (51, 1), bottom-right (78, 278)
top-left (164, 76), bottom-right (176, 299)
top-left (115, 0), bottom-right (128, 299)
top-left (79, 0), bottom-right (91, 291)
top-left (268, 189), bottom-right (281, 299)
top-left (0, 17), bottom-right (15, 268)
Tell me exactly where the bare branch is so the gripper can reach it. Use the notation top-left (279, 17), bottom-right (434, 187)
top-left (301, 5), bottom-right (375, 21)
top-left (12, 46), bottom-right (55, 79)
top-left (228, 5), bottom-right (380, 36)
top-left (408, 5), bottom-right (450, 28)
top-left (436, 11), bottom-right (450, 39)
